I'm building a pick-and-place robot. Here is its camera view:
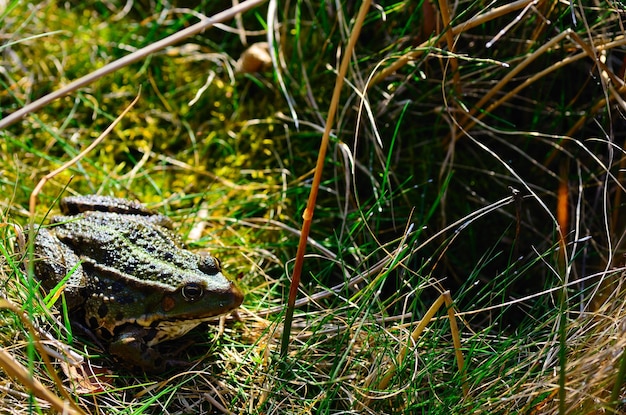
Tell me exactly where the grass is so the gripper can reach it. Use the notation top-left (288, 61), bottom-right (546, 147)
top-left (2, 0), bottom-right (626, 413)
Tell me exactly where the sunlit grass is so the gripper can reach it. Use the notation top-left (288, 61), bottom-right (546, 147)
top-left (1, 0), bottom-right (626, 413)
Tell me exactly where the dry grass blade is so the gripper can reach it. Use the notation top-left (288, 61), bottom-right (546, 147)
top-left (451, 29), bottom-right (574, 140)
top-left (0, 300), bottom-right (85, 415)
top-left (0, 349), bottom-right (78, 414)
top-left (453, 30), bottom-right (626, 148)
top-left (28, 92), bottom-right (141, 218)
top-left (362, 290), bottom-right (467, 409)
top-left (370, 0), bottom-right (536, 86)
top-left (437, 0), bottom-right (459, 93)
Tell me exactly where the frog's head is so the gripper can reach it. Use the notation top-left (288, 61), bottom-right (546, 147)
top-left (160, 272), bottom-right (244, 319)
top-left (131, 266), bottom-right (244, 345)
top-left (93, 251), bottom-right (244, 330)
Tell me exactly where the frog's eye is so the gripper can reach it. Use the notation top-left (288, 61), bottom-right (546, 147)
top-left (181, 283), bottom-right (204, 301)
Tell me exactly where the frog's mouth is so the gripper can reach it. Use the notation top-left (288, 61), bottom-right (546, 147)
top-left (135, 285), bottom-right (244, 345)
top-left (148, 318), bottom-right (217, 345)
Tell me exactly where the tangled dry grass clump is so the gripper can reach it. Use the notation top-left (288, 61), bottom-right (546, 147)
top-left (1, 0), bottom-right (626, 414)
top-left (536, 279), bottom-right (626, 414)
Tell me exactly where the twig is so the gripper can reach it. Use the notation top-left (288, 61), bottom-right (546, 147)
top-left (0, 0), bottom-right (266, 130)
top-left (279, 0), bottom-right (372, 357)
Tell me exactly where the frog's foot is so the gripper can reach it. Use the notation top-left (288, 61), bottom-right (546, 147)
top-left (109, 327), bottom-right (182, 373)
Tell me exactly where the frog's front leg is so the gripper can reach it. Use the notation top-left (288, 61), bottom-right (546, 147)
top-left (109, 326), bottom-right (172, 373)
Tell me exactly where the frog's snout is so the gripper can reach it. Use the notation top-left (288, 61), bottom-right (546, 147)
top-left (227, 283), bottom-right (244, 309)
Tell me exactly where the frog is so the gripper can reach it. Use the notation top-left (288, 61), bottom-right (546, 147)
top-left (29, 195), bottom-right (244, 372)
